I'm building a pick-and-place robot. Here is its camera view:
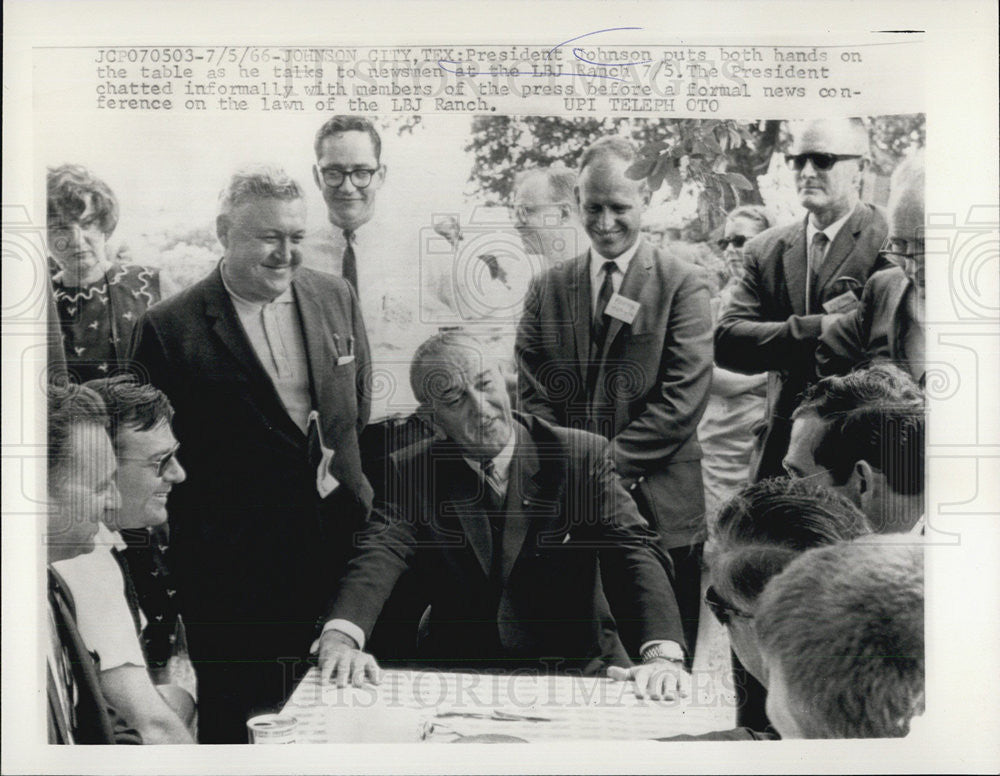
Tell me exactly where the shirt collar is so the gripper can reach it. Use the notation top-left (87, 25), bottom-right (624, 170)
top-left (220, 263), bottom-right (295, 311)
top-left (463, 429), bottom-right (517, 485)
top-left (807, 208), bottom-right (852, 246)
top-left (97, 521), bottom-right (127, 552)
top-left (589, 238), bottom-right (642, 283)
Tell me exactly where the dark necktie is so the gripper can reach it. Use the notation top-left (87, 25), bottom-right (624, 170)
top-left (342, 230), bottom-right (358, 294)
top-left (111, 548), bottom-right (143, 638)
top-left (591, 260), bottom-right (617, 353)
top-left (481, 459), bottom-right (505, 584)
top-left (806, 231), bottom-right (828, 314)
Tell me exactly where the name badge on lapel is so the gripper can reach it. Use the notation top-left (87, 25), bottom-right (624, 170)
top-left (604, 293), bottom-right (641, 325)
top-left (822, 290), bottom-right (860, 314)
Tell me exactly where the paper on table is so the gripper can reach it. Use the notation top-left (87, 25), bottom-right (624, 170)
top-left (282, 668), bottom-right (732, 743)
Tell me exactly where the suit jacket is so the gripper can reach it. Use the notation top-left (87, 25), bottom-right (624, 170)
top-left (128, 265), bottom-right (373, 657)
top-left (327, 415), bottom-right (685, 670)
top-left (515, 240), bottom-right (713, 548)
top-left (816, 266), bottom-right (923, 382)
top-left (47, 568), bottom-right (142, 745)
top-left (715, 202), bottom-right (890, 480)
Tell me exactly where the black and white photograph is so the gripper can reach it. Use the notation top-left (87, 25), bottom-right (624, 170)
top-left (2, 2), bottom-right (998, 774)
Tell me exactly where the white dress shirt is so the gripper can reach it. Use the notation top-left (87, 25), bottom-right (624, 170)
top-left (221, 269), bottom-right (312, 433)
top-left (589, 238), bottom-right (643, 312)
top-left (52, 523), bottom-right (147, 671)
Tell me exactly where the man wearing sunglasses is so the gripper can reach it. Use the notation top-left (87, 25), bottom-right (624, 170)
top-left (53, 375), bottom-right (194, 743)
top-left (716, 118), bottom-right (890, 483)
top-left (658, 477), bottom-right (871, 741)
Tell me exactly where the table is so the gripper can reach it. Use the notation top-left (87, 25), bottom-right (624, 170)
top-left (280, 667), bottom-right (735, 743)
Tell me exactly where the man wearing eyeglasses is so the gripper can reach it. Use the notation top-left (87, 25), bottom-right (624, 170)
top-left (511, 164), bottom-right (588, 269)
top-left (312, 116), bottom-right (386, 297)
top-left (53, 376), bottom-right (194, 743)
top-left (816, 152), bottom-right (926, 384)
top-left (716, 117), bottom-right (890, 483)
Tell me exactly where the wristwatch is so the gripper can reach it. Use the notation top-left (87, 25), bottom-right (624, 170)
top-left (640, 641), bottom-right (685, 665)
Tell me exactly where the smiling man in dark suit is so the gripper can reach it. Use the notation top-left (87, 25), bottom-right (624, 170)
top-left (514, 136), bottom-right (714, 659)
top-left (129, 165), bottom-right (373, 743)
top-left (715, 118), bottom-right (890, 483)
top-left (318, 332), bottom-right (688, 698)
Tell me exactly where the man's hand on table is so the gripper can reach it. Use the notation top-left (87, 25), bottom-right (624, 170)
top-left (317, 630), bottom-right (382, 688)
top-left (607, 659), bottom-right (690, 701)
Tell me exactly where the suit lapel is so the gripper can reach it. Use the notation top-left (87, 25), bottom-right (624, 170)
top-left (569, 255), bottom-right (591, 386)
top-left (815, 203), bottom-right (868, 293)
top-left (292, 279), bottom-right (335, 417)
top-left (887, 274), bottom-right (913, 359)
top-left (500, 423), bottom-right (545, 583)
top-left (440, 451), bottom-right (493, 578)
top-left (599, 241), bottom-right (653, 362)
top-left (203, 267), bottom-right (303, 444)
top-left (782, 220), bottom-right (809, 316)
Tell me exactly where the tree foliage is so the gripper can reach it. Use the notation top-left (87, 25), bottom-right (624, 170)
top-left (465, 115), bottom-right (924, 233)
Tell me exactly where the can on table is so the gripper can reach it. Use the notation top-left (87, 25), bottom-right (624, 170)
top-left (247, 714), bottom-right (298, 744)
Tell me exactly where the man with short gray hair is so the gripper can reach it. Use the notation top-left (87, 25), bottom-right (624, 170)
top-left (319, 331), bottom-right (687, 697)
top-left (130, 164), bottom-right (373, 742)
top-left (511, 163), bottom-right (586, 268)
top-left (716, 117), bottom-right (891, 482)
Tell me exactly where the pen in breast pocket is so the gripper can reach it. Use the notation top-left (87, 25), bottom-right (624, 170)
top-left (347, 335), bottom-right (354, 356)
top-left (332, 333), bottom-right (342, 357)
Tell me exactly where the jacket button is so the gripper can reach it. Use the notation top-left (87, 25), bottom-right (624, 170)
top-left (629, 483), bottom-right (637, 491)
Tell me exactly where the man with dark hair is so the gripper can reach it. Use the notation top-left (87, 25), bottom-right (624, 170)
top-left (660, 477), bottom-right (872, 741)
top-left (516, 135), bottom-right (714, 660)
top-left (716, 118), bottom-right (890, 481)
top-left (46, 383), bottom-right (141, 744)
top-left (784, 363), bottom-right (925, 534)
top-left (312, 115), bottom-right (386, 297)
top-left (129, 164), bottom-right (372, 742)
top-left (319, 332), bottom-right (688, 698)
top-left (756, 539), bottom-right (924, 738)
top-left (55, 376), bottom-right (194, 743)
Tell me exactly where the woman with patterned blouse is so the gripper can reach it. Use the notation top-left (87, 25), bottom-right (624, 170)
top-left (47, 164), bottom-right (161, 383)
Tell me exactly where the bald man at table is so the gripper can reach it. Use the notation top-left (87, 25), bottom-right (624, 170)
top-left (317, 332), bottom-right (689, 699)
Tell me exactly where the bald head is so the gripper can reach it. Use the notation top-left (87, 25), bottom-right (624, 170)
top-left (791, 118), bottom-right (870, 157)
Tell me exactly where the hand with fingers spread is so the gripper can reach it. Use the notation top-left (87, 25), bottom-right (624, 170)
top-left (317, 630), bottom-right (382, 688)
top-left (608, 659), bottom-right (690, 701)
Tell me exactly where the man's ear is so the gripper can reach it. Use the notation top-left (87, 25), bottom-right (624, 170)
top-left (558, 204), bottom-right (574, 225)
top-left (850, 459), bottom-right (876, 512)
top-left (574, 185), bottom-right (582, 210)
top-left (312, 164), bottom-right (323, 191)
top-left (373, 163), bottom-right (388, 188)
top-left (215, 215), bottom-right (229, 250)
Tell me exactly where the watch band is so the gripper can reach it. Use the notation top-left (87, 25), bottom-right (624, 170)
top-left (640, 642), bottom-right (685, 664)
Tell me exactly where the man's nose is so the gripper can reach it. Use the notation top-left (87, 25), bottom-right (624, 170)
top-left (275, 239), bottom-right (295, 261)
top-left (596, 208), bottom-right (616, 230)
top-left (799, 158), bottom-right (820, 176)
top-left (165, 456), bottom-right (187, 484)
